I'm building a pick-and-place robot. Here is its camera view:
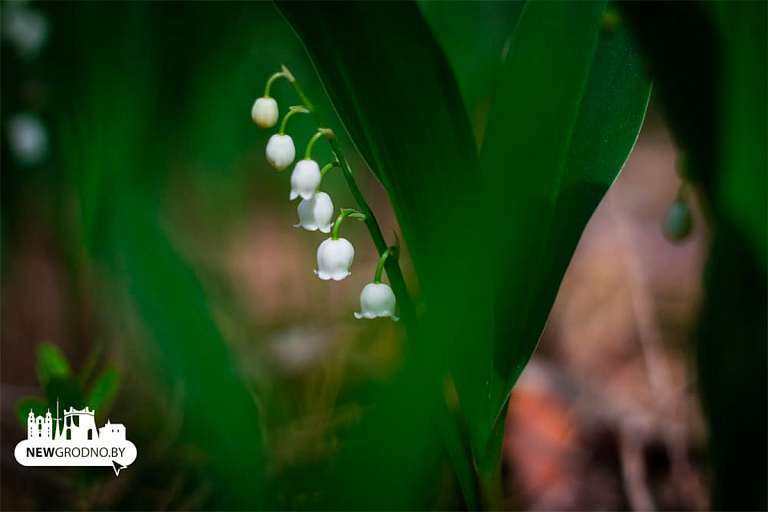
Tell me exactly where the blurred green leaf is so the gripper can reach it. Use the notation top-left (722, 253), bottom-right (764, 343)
top-left (36, 341), bottom-right (73, 387)
top-left (44, 377), bottom-right (86, 412)
top-left (21, 342), bottom-right (88, 425)
top-left (86, 366), bottom-right (121, 413)
top-left (619, 2), bottom-right (766, 508)
top-left (715, 1), bottom-right (767, 268)
top-left (53, 3), bottom-right (271, 508)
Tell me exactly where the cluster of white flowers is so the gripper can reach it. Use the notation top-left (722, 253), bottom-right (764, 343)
top-left (251, 70), bottom-right (398, 321)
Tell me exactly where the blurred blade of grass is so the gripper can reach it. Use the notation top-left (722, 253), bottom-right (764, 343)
top-left (52, 2), bottom-right (271, 507)
top-left (113, 190), bottom-right (270, 508)
top-left (620, 2), bottom-right (767, 508)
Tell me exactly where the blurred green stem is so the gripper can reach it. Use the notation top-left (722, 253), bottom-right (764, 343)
top-left (281, 65), bottom-right (417, 327)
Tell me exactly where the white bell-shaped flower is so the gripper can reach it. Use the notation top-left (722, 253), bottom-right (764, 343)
top-left (8, 113), bottom-right (49, 166)
top-left (2, 2), bottom-right (49, 59)
top-left (294, 192), bottom-right (334, 233)
top-left (315, 237), bottom-right (354, 281)
top-left (266, 134), bottom-right (295, 171)
top-left (355, 283), bottom-right (399, 321)
top-left (251, 97), bottom-right (279, 128)
top-left (290, 159), bottom-right (322, 201)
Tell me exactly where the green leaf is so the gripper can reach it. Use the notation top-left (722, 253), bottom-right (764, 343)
top-left (278, 1), bottom-right (650, 507)
top-left (33, 342), bottom-right (86, 414)
top-left (277, 1), bottom-right (486, 508)
top-left (417, 1), bottom-right (526, 142)
top-left (482, 1), bottom-right (651, 435)
top-left (715, 1), bottom-right (767, 267)
top-left (54, 3), bottom-right (271, 507)
top-left (619, 2), bottom-right (766, 508)
top-left (44, 378), bottom-right (86, 412)
top-left (86, 366), bottom-right (121, 413)
top-left (36, 342), bottom-right (73, 388)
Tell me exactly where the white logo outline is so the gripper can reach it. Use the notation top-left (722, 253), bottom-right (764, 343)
top-left (14, 399), bottom-right (137, 475)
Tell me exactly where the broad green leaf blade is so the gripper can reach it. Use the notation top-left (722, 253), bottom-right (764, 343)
top-left (279, 1), bottom-right (650, 506)
top-left (277, 1), bottom-right (488, 508)
top-left (481, 2), bottom-right (651, 430)
top-left (417, 0), bottom-right (526, 143)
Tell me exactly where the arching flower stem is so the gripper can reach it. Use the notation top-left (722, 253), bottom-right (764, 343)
top-left (374, 246), bottom-right (397, 284)
top-left (264, 71), bottom-right (286, 98)
top-left (331, 208), bottom-right (365, 240)
top-left (280, 64), bottom-right (417, 327)
top-left (320, 162), bottom-right (339, 178)
top-left (304, 130), bottom-right (325, 160)
top-left (279, 106), bottom-right (308, 136)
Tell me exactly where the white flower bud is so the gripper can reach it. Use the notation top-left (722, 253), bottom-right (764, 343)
top-left (266, 134), bottom-right (295, 171)
top-left (294, 191), bottom-right (334, 233)
top-left (290, 159), bottom-right (322, 201)
top-left (2, 3), bottom-right (49, 59)
top-left (7, 113), bottom-right (49, 166)
top-left (354, 283), bottom-right (399, 321)
top-left (251, 97), bottom-right (279, 128)
top-left (315, 237), bottom-right (354, 281)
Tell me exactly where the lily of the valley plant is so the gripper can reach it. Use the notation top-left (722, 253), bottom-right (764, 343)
top-left (252, 65), bottom-right (400, 321)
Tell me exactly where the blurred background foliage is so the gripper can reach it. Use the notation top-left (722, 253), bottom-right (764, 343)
top-left (1, 1), bottom-right (765, 511)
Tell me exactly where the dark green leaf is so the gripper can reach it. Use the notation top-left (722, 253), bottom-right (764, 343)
top-left (277, 1), bottom-right (486, 507)
top-left (44, 377), bottom-right (86, 412)
top-left (278, 1), bottom-right (651, 506)
top-left (481, 1), bottom-right (651, 438)
top-left (620, 2), bottom-right (767, 508)
top-left (418, 1), bottom-right (526, 142)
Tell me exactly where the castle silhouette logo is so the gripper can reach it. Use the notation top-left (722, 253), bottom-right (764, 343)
top-left (14, 399), bottom-right (137, 475)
